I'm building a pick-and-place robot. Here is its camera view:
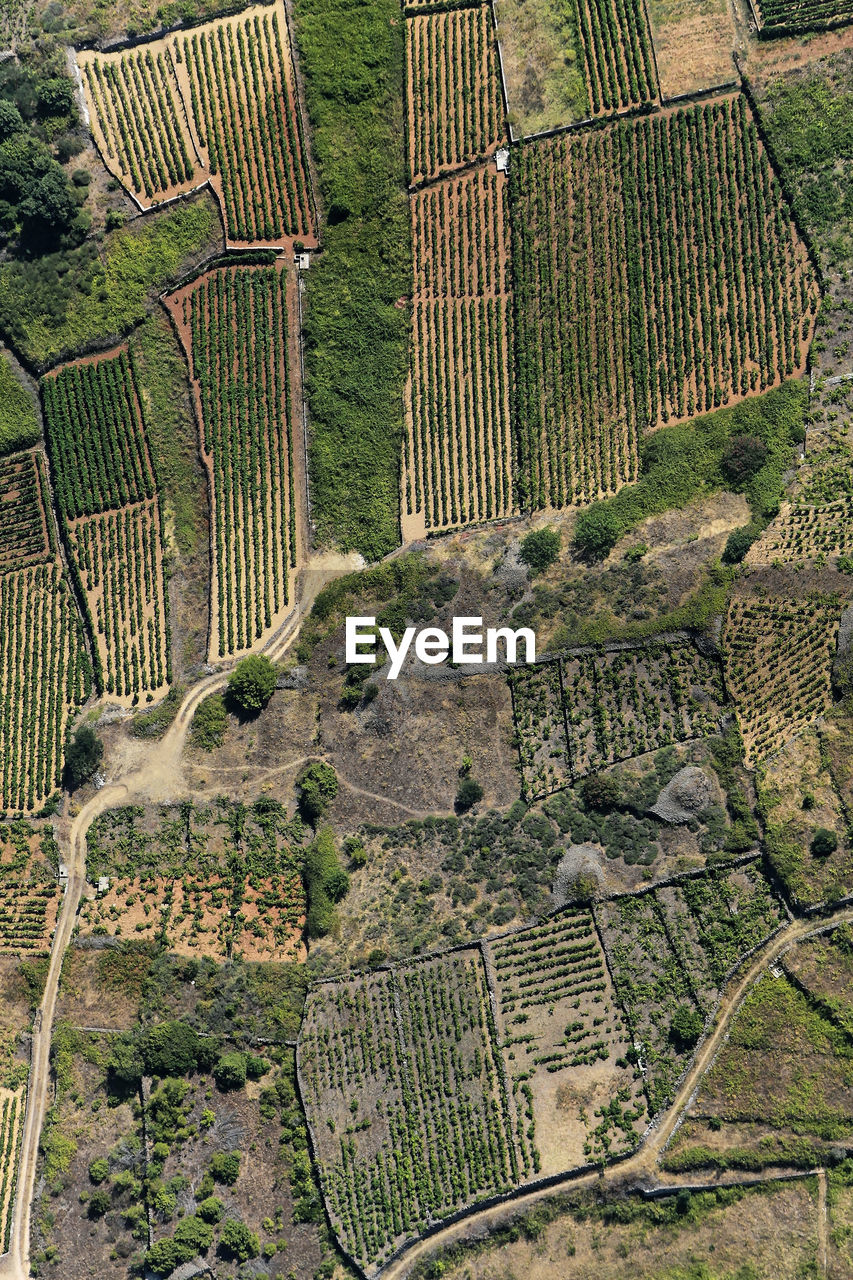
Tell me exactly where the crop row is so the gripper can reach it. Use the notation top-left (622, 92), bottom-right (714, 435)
top-left (169, 265), bottom-right (298, 658)
top-left (42, 351), bottom-right (156, 521)
top-left (179, 7), bottom-right (314, 242)
top-left (0, 1092), bottom-right (21, 1252)
top-left (299, 953), bottom-right (527, 1272)
top-left (510, 643), bottom-right (726, 799)
top-left (574, 0), bottom-right (657, 117)
top-left (0, 451), bottom-right (52, 572)
top-left (82, 46), bottom-right (197, 202)
top-left (0, 565), bottom-right (91, 812)
top-left (404, 167), bottom-right (515, 530)
top-left (746, 496), bottom-right (853, 566)
top-left (510, 97), bottom-right (818, 511)
top-left (69, 500), bottom-right (171, 700)
top-left (724, 594), bottom-right (842, 765)
top-left (406, 4), bottom-right (505, 185)
top-left (755, 0), bottom-right (853, 33)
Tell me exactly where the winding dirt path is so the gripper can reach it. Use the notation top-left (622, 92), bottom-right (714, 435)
top-left (0, 549), bottom-right (358, 1280)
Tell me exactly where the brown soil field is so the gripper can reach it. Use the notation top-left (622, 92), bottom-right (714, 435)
top-left (648, 0), bottom-right (738, 99)
top-left (0, 957), bottom-right (34, 1091)
top-left (55, 945), bottom-right (148, 1032)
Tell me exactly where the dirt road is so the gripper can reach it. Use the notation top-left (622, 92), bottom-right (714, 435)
top-left (0, 550), bottom-right (358, 1280)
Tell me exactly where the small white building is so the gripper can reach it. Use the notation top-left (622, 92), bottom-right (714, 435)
top-left (495, 147), bottom-right (510, 173)
top-left (97, 876), bottom-right (110, 895)
top-left (297, 251), bottom-right (311, 271)
top-left (58, 863), bottom-right (69, 886)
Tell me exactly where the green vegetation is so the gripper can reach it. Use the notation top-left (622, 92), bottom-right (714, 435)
top-left (190, 694), bottom-right (228, 751)
top-left (64, 725), bottom-right (103, 790)
top-left (454, 777), bottom-right (484, 812)
top-left (297, 762), bottom-right (339, 825)
top-left (0, 195), bottom-right (220, 368)
top-left (574, 381), bottom-right (808, 559)
top-left (304, 826), bottom-right (349, 937)
top-left (227, 655), bottom-right (278, 714)
top-left (518, 526), bottom-right (561, 574)
top-left (0, 352), bottom-right (39, 454)
top-left (294, 0), bottom-right (410, 560)
top-left (130, 684), bottom-right (185, 740)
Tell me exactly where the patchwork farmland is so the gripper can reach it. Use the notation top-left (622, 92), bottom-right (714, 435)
top-left (572, 0), bottom-right (659, 118)
top-left (403, 165), bottom-right (515, 534)
top-left (0, 821), bottom-right (62, 955)
top-left (0, 447), bottom-right (90, 813)
top-left (42, 349), bottom-right (171, 705)
top-left (78, 0), bottom-right (317, 247)
top-left (509, 641), bottom-right (726, 799)
top-left (165, 262), bottom-right (303, 659)
top-left (405, 4), bottom-right (506, 185)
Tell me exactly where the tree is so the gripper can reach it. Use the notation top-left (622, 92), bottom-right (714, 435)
top-left (581, 773), bottom-right (620, 812)
top-left (146, 1239), bottom-right (188, 1276)
top-left (219, 1219), bottom-right (260, 1263)
top-left (722, 524), bottom-right (758, 565)
top-left (88, 1158), bottom-right (109, 1184)
top-left (173, 1214), bottom-right (213, 1253)
top-left (811, 827), bottom-right (838, 858)
top-left (455, 778), bottom-right (483, 812)
top-left (669, 1004), bottom-right (703, 1049)
top-left (142, 1020), bottom-right (198, 1077)
top-left (210, 1150), bottom-right (241, 1185)
top-left (0, 101), bottom-right (24, 142)
top-left (64, 724), bottom-right (103, 789)
top-left (107, 1033), bottom-right (143, 1093)
top-left (87, 1187), bottom-right (111, 1218)
top-left (519, 526), bottom-right (561, 574)
top-left (721, 434), bottom-right (768, 488)
top-left (298, 761), bottom-right (338, 823)
top-left (573, 505), bottom-right (621, 559)
top-left (227, 655), bottom-right (277, 714)
top-left (214, 1052), bottom-right (247, 1092)
top-left (197, 1196), bottom-right (224, 1224)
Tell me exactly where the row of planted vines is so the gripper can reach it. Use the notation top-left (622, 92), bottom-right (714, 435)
top-left (596, 859), bottom-right (784, 1114)
top-left (509, 642), bottom-right (726, 799)
top-left (403, 165), bottom-right (516, 532)
top-left (0, 821), bottom-right (62, 953)
top-left (573, 0), bottom-right (658, 118)
top-left (79, 43), bottom-right (201, 204)
top-left (166, 264), bottom-right (299, 659)
top-left (754, 0), bottom-right (853, 33)
top-left (0, 451), bottom-right (90, 813)
top-left (486, 910), bottom-right (645, 1168)
top-left (723, 593), bottom-right (843, 765)
top-left (510, 96), bottom-right (818, 510)
top-left (42, 350), bottom-right (171, 704)
top-left (298, 951), bottom-right (528, 1275)
top-left (0, 1086), bottom-right (23, 1252)
top-left (405, 3), bottom-right (506, 185)
top-left (82, 798), bottom-right (305, 960)
top-left (746, 495), bottom-right (853, 566)
top-left (78, 0), bottom-right (317, 245)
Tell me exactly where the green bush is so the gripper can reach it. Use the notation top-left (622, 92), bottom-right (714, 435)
top-left (210, 1151), bottom-right (241, 1186)
top-left (455, 778), bottom-right (484, 813)
top-left (88, 1158), bottom-right (109, 1184)
top-left (519, 527), bottom-right (561, 573)
top-left (0, 352), bottom-right (39, 454)
top-left (298, 761), bottom-right (338, 824)
top-left (219, 1219), bottom-right (260, 1262)
top-left (190, 694), bottom-right (228, 751)
top-left (305, 826), bottom-right (349, 937)
top-left (213, 1052), bottom-right (247, 1092)
top-left (811, 827), bottom-right (838, 857)
top-left (227, 656), bottom-right (277, 714)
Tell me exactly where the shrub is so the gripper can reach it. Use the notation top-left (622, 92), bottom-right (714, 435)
top-left (64, 724), bottom-right (103, 789)
top-left (721, 434), bottom-right (769, 488)
top-left (197, 1196), bottom-right (224, 1224)
top-left (811, 827), bottom-right (838, 858)
top-left (87, 1188), bottom-right (111, 1218)
top-left (573, 505), bottom-right (621, 559)
top-left (305, 826), bottom-right (349, 937)
top-left (455, 777), bottom-right (484, 812)
top-left (88, 1158), bottom-right (109, 1184)
top-left (298, 761), bottom-right (338, 823)
top-left (219, 1219), bottom-right (260, 1262)
top-left (519, 527), bottom-right (561, 573)
top-left (173, 1214), bottom-right (213, 1253)
top-left (227, 655), bottom-right (277, 713)
top-left (210, 1151), bottom-right (241, 1185)
top-left (722, 524), bottom-right (759, 564)
top-left (191, 694), bottom-right (228, 750)
top-left (142, 1021), bottom-right (198, 1078)
top-left (213, 1052), bottom-right (247, 1092)
top-left (581, 773), bottom-right (620, 812)
top-left (669, 1004), bottom-right (704, 1049)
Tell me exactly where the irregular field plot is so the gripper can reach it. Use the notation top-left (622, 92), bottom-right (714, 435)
top-left (0, 1084), bottom-right (23, 1252)
top-left (298, 951), bottom-right (526, 1275)
top-left (42, 349), bottom-right (171, 704)
top-left (0, 453), bottom-right (91, 811)
top-left (510, 641), bottom-right (725, 799)
top-left (755, 0), bottom-right (853, 33)
top-left (403, 165), bottom-right (515, 534)
top-left (0, 821), bottom-right (61, 954)
top-left (81, 799), bottom-right (305, 961)
top-left (486, 910), bottom-right (645, 1171)
top-left (165, 263), bottom-right (302, 658)
top-left (79, 0), bottom-right (316, 246)
top-left (782, 925), bottom-right (853, 1035)
top-left (597, 860), bottom-right (782, 1114)
top-left (746, 495), bottom-right (853, 565)
top-left (510, 97), bottom-right (818, 510)
top-left (0, 451), bottom-right (53, 571)
top-left (646, 0), bottom-right (736, 101)
top-left (723, 593), bottom-right (842, 765)
top-left (406, 5), bottom-right (505, 185)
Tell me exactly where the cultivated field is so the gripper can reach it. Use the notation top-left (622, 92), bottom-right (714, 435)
top-left (572, 0), bottom-right (658, 116)
top-left (753, 0), bottom-right (853, 34)
top-left (42, 349), bottom-right (171, 704)
top-left (299, 951), bottom-right (527, 1274)
top-left (485, 910), bottom-right (645, 1171)
top-left (509, 641), bottom-right (726, 798)
top-left (723, 593), bottom-right (843, 765)
top-left (0, 821), bottom-right (61, 955)
top-left (0, 1085), bottom-right (23, 1254)
top-left (0, 449), bottom-right (90, 812)
top-left (402, 164), bottom-right (516, 535)
top-left (746, 495), bottom-right (853, 565)
top-left (78, 0), bottom-right (317, 247)
top-left (597, 859), bottom-right (784, 1113)
top-left (165, 263), bottom-right (303, 658)
top-left (406, 4), bottom-right (506, 185)
top-left (510, 97), bottom-right (819, 509)
top-left (81, 799), bottom-right (305, 961)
